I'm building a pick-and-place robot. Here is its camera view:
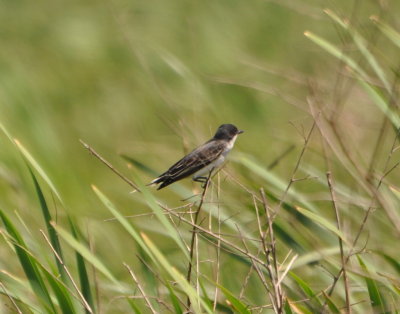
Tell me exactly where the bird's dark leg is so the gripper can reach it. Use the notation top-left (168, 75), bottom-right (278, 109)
top-left (193, 176), bottom-right (208, 183)
top-left (193, 168), bottom-right (215, 189)
top-left (193, 176), bottom-right (208, 189)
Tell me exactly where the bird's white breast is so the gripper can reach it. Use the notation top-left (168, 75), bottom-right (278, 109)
top-left (193, 135), bottom-right (238, 179)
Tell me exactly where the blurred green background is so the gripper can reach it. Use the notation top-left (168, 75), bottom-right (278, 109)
top-left (1, 0), bottom-right (400, 312)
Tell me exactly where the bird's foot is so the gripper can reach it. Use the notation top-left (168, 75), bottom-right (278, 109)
top-left (193, 176), bottom-right (211, 189)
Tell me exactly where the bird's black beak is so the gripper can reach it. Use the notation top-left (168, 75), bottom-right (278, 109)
top-left (238, 130), bottom-right (244, 134)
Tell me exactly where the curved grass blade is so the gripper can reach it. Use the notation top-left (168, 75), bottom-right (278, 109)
top-left (371, 16), bottom-right (400, 49)
top-left (0, 210), bottom-right (56, 313)
top-left (130, 172), bottom-right (189, 259)
top-left (166, 282), bottom-right (183, 314)
top-left (126, 298), bottom-right (142, 314)
top-left (357, 255), bottom-right (387, 313)
top-left (0, 271), bottom-right (44, 313)
top-left (92, 185), bottom-right (153, 259)
top-left (216, 284), bottom-right (251, 314)
top-left (141, 232), bottom-right (213, 314)
top-left (305, 31), bottom-right (400, 128)
top-left (285, 298), bottom-right (314, 314)
top-left (68, 217), bottom-right (95, 313)
top-left (236, 154), bottom-right (318, 212)
top-left (357, 80), bottom-right (400, 128)
top-left (14, 139), bottom-right (63, 203)
top-left (372, 250), bottom-right (400, 275)
top-left (294, 206), bottom-right (347, 243)
top-left (29, 167), bottom-right (67, 282)
top-left (289, 272), bottom-right (322, 308)
top-left (304, 31), bottom-right (368, 78)
top-left (41, 270), bottom-right (76, 314)
top-left (0, 123), bottom-right (63, 204)
top-left (324, 9), bottom-right (390, 91)
top-left (284, 299), bottom-right (293, 314)
top-left (322, 291), bottom-right (340, 313)
top-left (52, 223), bottom-right (119, 286)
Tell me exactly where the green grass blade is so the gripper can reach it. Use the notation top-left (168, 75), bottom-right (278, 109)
top-left (52, 223), bottom-right (119, 285)
top-left (0, 271), bottom-right (44, 313)
top-left (371, 16), bottom-right (400, 49)
top-left (14, 139), bottom-right (63, 203)
top-left (216, 284), bottom-right (251, 314)
top-left (130, 172), bottom-right (190, 259)
top-left (324, 9), bottom-right (390, 90)
top-left (141, 233), bottom-right (213, 314)
top-left (41, 270), bottom-right (76, 314)
top-left (0, 122), bottom-right (15, 143)
top-left (322, 291), bottom-right (340, 313)
top-left (92, 185), bottom-right (153, 259)
top-left (12, 241), bottom-right (79, 313)
top-left (126, 298), bottom-right (142, 314)
top-left (305, 31), bottom-right (400, 128)
top-left (357, 79), bottom-right (400, 128)
top-left (389, 185), bottom-right (400, 202)
top-left (28, 167), bottom-right (67, 282)
top-left (68, 217), bottom-right (95, 314)
top-left (289, 272), bottom-right (322, 307)
top-left (284, 299), bottom-right (293, 314)
top-left (137, 245), bottom-right (158, 306)
top-left (0, 209), bottom-right (56, 313)
top-left (236, 154), bottom-right (318, 212)
top-left (294, 206), bottom-right (347, 242)
top-left (304, 31), bottom-right (368, 79)
top-left (198, 279), bottom-right (213, 312)
top-left (357, 255), bottom-right (387, 313)
top-left (373, 250), bottom-right (400, 275)
top-left (166, 282), bottom-right (183, 314)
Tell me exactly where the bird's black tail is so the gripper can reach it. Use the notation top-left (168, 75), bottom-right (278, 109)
top-left (148, 176), bottom-right (174, 190)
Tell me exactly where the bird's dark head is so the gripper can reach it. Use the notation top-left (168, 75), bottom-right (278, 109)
top-left (213, 124), bottom-right (244, 140)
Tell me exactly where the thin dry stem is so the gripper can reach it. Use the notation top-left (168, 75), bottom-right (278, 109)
top-left (276, 118), bottom-right (318, 214)
top-left (236, 224), bottom-right (276, 312)
top-left (80, 139), bottom-right (140, 192)
top-left (0, 281), bottom-right (23, 314)
top-left (186, 169), bottom-right (213, 309)
top-left (261, 189), bottom-right (284, 314)
top-left (158, 204), bottom-right (269, 269)
top-left (124, 263), bottom-right (157, 314)
top-left (40, 229), bottom-right (94, 313)
top-left (326, 129), bottom-right (400, 298)
top-left (326, 172), bottom-right (350, 313)
top-left (213, 174), bottom-right (222, 311)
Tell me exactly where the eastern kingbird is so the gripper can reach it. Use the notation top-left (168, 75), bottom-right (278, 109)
top-left (149, 124), bottom-right (244, 190)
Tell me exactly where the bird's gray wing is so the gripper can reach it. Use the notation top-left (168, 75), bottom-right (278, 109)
top-left (158, 140), bottom-right (225, 182)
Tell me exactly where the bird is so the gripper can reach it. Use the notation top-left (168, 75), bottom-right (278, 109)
top-left (149, 124), bottom-right (244, 190)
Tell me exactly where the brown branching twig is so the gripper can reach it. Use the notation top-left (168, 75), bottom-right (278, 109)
top-left (277, 118), bottom-right (318, 214)
top-left (325, 128), bottom-right (400, 299)
top-left (157, 204), bottom-right (269, 269)
top-left (260, 189), bottom-right (284, 313)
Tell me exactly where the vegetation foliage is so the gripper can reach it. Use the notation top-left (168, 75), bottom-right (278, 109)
top-left (1, 1), bottom-right (400, 313)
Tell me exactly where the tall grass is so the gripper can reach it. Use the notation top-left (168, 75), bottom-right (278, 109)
top-left (1, 1), bottom-right (400, 313)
